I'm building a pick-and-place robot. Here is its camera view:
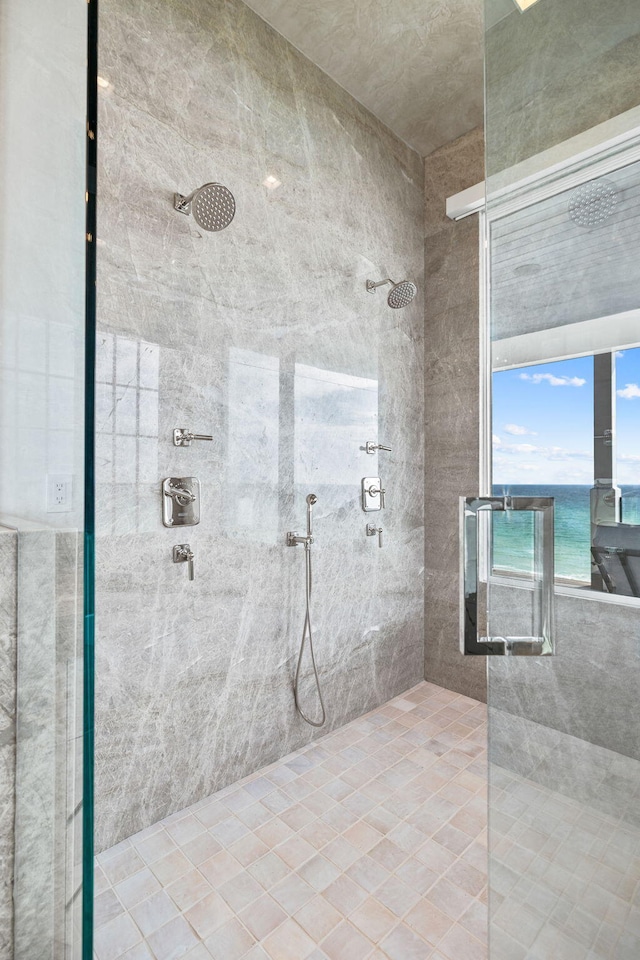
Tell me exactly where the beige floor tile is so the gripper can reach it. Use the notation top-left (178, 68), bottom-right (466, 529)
top-left (343, 821), bottom-right (384, 853)
top-left (130, 890), bottom-right (180, 937)
top-left (275, 835), bottom-right (316, 870)
top-left (294, 896), bottom-right (342, 942)
top-left (321, 920), bottom-right (374, 960)
top-left (297, 854), bottom-right (341, 893)
top-left (239, 893), bottom-right (287, 940)
top-left (322, 875), bottom-right (368, 916)
top-left (350, 896), bottom-right (397, 943)
top-left (262, 918), bottom-right (316, 960)
top-left (229, 834), bottom-right (270, 867)
top-left (405, 898), bottom-right (455, 945)
top-left (150, 849), bottom-right (193, 886)
top-left (199, 850), bottom-right (243, 888)
top-left (94, 913), bottom-right (142, 960)
top-left (146, 915), bottom-right (199, 960)
top-left (438, 922), bottom-right (487, 960)
top-left (114, 868), bottom-right (162, 911)
top-left (270, 873), bottom-right (315, 914)
top-left (204, 917), bottom-right (256, 960)
top-left (165, 869), bottom-right (213, 912)
top-left (181, 833), bottom-right (222, 866)
top-left (184, 890), bottom-right (234, 939)
top-left (380, 921), bottom-right (434, 960)
top-left (247, 852), bottom-right (290, 890)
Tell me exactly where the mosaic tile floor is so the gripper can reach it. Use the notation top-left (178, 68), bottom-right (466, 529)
top-left (94, 681), bottom-right (488, 960)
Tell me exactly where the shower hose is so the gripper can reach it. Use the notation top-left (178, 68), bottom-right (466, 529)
top-left (293, 540), bottom-right (327, 727)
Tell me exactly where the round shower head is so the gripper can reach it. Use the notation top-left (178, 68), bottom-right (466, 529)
top-left (306, 494), bottom-right (318, 505)
top-left (568, 178), bottom-right (618, 228)
top-left (174, 182), bottom-right (236, 231)
top-left (366, 277), bottom-right (418, 309)
top-left (387, 280), bottom-right (417, 309)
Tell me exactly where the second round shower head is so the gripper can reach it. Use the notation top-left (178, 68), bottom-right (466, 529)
top-left (366, 277), bottom-right (417, 309)
top-left (174, 182), bottom-right (236, 232)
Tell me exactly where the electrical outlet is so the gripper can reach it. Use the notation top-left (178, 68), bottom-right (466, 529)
top-left (46, 474), bottom-right (73, 513)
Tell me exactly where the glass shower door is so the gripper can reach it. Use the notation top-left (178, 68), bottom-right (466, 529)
top-left (483, 1), bottom-right (640, 957)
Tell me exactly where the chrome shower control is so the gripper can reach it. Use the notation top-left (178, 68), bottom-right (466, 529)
top-left (173, 544), bottom-right (195, 580)
top-left (287, 532), bottom-right (313, 547)
top-left (366, 523), bottom-right (383, 548)
top-left (365, 441), bottom-right (392, 454)
top-left (362, 477), bottom-right (386, 512)
top-left (173, 428), bottom-right (213, 447)
top-left (162, 477), bottom-right (201, 527)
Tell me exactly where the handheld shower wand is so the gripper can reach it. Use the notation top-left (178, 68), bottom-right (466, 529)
top-left (287, 494), bottom-right (326, 728)
top-left (306, 492), bottom-right (317, 538)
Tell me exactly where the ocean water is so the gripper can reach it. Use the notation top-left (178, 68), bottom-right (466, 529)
top-left (491, 485), bottom-right (640, 582)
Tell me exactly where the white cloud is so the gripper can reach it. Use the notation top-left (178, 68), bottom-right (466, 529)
top-left (504, 423), bottom-right (537, 436)
top-left (509, 443), bottom-right (539, 454)
top-left (519, 372), bottom-right (586, 387)
top-left (492, 434), bottom-right (501, 446)
top-left (547, 447), bottom-right (591, 461)
top-left (619, 453), bottom-right (640, 462)
top-left (617, 383), bottom-right (640, 399)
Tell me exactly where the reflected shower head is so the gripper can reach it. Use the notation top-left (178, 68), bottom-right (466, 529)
top-left (366, 277), bottom-right (417, 308)
top-left (173, 182), bottom-right (236, 231)
top-left (568, 178), bottom-right (618, 228)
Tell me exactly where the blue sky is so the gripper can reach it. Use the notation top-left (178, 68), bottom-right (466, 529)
top-left (493, 349), bottom-right (640, 485)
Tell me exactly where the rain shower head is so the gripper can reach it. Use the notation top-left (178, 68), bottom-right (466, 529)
top-left (568, 178), bottom-right (618, 228)
top-left (173, 182), bottom-right (236, 231)
top-left (366, 277), bottom-right (417, 309)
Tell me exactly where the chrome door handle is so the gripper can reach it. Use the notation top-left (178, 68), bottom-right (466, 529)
top-left (460, 496), bottom-right (555, 656)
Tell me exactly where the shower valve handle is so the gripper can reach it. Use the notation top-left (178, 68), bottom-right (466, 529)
top-left (174, 428), bottom-right (213, 447)
top-left (368, 484), bottom-right (386, 508)
top-left (365, 441), bottom-right (392, 455)
top-left (366, 524), bottom-right (383, 548)
top-left (173, 544), bottom-right (195, 580)
top-left (165, 482), bottom-right (196, 505)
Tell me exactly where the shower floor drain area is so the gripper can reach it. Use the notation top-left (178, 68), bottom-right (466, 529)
top-left (94, 682), bottom-right (488, 960)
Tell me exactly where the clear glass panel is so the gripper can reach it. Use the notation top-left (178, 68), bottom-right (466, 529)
top-left (485, 1), bottom-right (640, 957)
top-left (0, 1), bottom-right (91, 957)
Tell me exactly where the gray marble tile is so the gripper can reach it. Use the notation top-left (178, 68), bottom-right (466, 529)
top-left (0, 531), bottom-right (17, 960)
top-left (96, 0), bottom-right (425, 851)
top-left (486, 0), bottom-right (640, 174)
top-left (489, 586), bottom-right (640, 762)
top-left (423, 129), bottom-right (486, 705)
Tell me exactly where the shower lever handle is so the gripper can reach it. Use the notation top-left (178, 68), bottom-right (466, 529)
top-left (173, 544), bottom-right (195, 580)
top-left (365, 441), bottom-right (392, 455)
top-left (366, 524), bottom-right (383, 548)
top-left (174, 428), bottom-right (213, 447)
top-left (368, 484), bottom-right (386, 508)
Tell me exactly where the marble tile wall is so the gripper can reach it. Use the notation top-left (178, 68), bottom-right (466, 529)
top-left (423, 128), bottom-right (487, 704)
top-left (486, 0), bottom-right (640, 173)
top-left (96, 0), bottom-right (425, 852)
top-left (0, 530), bottom-right (17, 960)
top-left (488, 585), bottom-right (640, 762)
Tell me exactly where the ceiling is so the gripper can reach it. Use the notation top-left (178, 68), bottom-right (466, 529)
top-left (242, 0), bottom-right (493, 157)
